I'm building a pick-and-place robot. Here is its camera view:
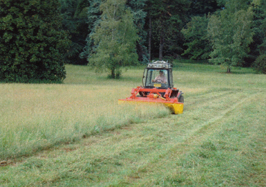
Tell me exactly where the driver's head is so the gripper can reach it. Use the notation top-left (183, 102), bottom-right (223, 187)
top-left (159, 70), bottom-right (164, 75)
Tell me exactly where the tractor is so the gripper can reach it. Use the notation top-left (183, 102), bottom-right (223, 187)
top-left (118, 60), bottom-right (184, 114)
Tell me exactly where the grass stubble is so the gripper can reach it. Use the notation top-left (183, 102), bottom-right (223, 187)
top-left (0, 62), bottom-right (265, 186)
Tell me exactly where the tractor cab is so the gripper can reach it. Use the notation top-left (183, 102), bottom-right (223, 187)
top-left (142, 61), bottom-right (173, 89)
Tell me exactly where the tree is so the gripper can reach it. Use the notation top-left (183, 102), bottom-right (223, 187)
top-left (0, 0), bottom-right (70, 82)
top-left (208, 0), bottom-right (254, 73)
top-left (188, 0), bottom-right (221, 16)
top-left (253, 54), bottom-right (266, 74)
top-left (145, 0), bottom-right (189, 60)
top-left (252, 0), bottom-right (266, 73)
top-left (80, 0), bottom-right (102, 62)
top-left (246, 0), bottom-right (266, 67)
top-left (59, 0), bottom-right (90, 65)
top-left (83, 0), bottom-right (148, 64)
top-left (181, 0), bottom-right (222, 60)
top-left (89, 0), bottom-right (139, 78)
top-left (182, 15), bottom-right (212, 60)
top-left (126, 0), bottom-right (148, 63)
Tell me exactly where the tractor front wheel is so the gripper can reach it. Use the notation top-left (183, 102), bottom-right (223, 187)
top-left (179, 95), bottom-right (184, 103)
top-left (139, 92), bottom-right (147, 97)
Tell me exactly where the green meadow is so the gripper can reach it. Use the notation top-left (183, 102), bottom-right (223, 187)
top-left (0, 62), bottom-right (265, 186)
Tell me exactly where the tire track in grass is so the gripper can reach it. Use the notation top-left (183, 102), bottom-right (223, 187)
top-left (186, 89), bottom-right (235, 104)
top-left (185, 91), bottom-right (235, 110)
top-left (144, 92), bottom-right (266, 186)
top-left (183, 88), bottom-right (247, 115)
top-left (121, 92), bottom-right (261, 186)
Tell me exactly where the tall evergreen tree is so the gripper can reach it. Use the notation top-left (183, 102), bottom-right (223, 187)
top-left (126, 0), bottom-right (148, 63)
top-left (59, 0), bottom-right (89, 65)
top-left (89, 0), bottom-right (139, 78)
top-left (145, 0), bottom-right (189, 60)
top-left (246, 0), bottom-right (266, 66)
top-left (208, 0), bottom-right (254, 72)
top-left (251, 0), bottom-right (266, 73)
top-left (188, 0), bottom-right (221, 16)
top-left (80, 0), bottom-right (101, 62)
top-left (0, 0), bottom-right (70, 82)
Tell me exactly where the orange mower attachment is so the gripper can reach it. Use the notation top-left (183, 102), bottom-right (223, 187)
top-left (118, 60), bottom-right (184, 114)
top-left (118, 86), bottom-right (183, 114)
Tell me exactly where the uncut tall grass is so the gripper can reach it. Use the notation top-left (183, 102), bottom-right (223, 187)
top-left (0, 66), bottom-right (169, 159)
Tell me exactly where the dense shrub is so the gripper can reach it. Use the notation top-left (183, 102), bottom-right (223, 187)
top-left (0, 0), bottom-right (71, 83)
top-left (253, 54), bottom-right (266, 74)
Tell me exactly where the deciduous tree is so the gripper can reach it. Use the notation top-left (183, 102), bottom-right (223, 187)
top-left (208, 0), bottom-right (253, 72)
top-left (182, 15), bottom-right (211, 60)
top-left (84, 0), bottom-right (147, 64)
top-left (89, 0), bottom-right (138, 78)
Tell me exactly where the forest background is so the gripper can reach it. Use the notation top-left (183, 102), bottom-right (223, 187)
top-left (1, 0), bottom-right (266, 82)
top-left (62, 0), bottom-right (266, 73)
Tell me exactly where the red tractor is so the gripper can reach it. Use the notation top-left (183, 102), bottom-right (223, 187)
top-left (119, 60), bottom-right (184, 114)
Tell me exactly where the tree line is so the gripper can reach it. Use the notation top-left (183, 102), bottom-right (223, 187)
top-left (1, 0), bottom-right (265, 82)
top-left (64, 0), bottom-right (266, 74)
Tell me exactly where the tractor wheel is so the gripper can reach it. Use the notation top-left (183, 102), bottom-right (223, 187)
top-left (179, 95), bottom-right (184, 103)
top-left (139, 92), bottom-right (147, 97)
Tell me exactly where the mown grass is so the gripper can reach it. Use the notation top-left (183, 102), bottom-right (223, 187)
top-left (0, 61), bottom-right (265, 186)
top-left (147, 92), bottom-right (266, 186)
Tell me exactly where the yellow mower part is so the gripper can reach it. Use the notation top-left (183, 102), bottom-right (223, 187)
top-left (164, 103), bottom-right (184, 114)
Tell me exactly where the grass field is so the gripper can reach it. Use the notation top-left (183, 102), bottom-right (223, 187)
top-left (0, 62), bottom-right (266, 186)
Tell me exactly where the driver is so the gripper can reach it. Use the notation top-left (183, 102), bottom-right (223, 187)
top-left (152, 70), bottom-right (167, 84)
